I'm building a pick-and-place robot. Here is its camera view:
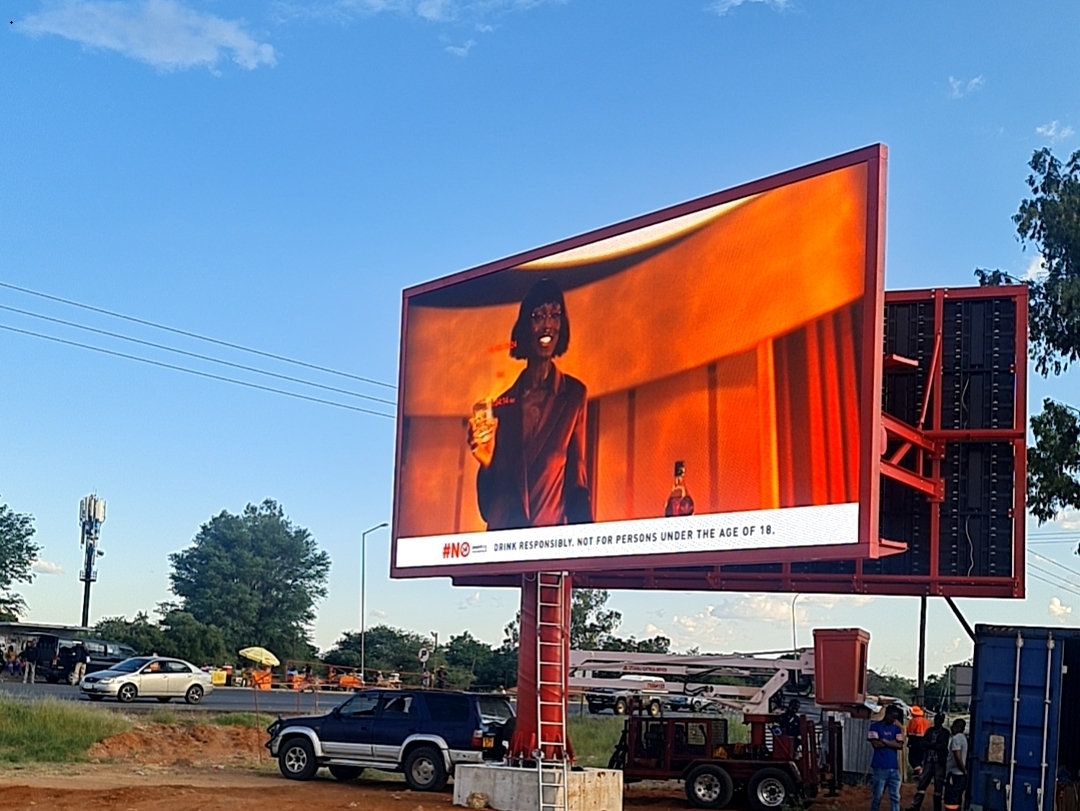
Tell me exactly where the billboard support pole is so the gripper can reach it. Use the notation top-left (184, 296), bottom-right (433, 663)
top-left (917, 595), bottom-right (927, 706)
top-left (508, 573), bottom-right (572, 763)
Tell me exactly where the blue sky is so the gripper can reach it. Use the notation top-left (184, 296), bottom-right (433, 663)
top-left (2, 0), bottom-right (1078, 678)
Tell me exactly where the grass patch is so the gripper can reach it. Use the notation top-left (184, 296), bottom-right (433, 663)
top-left (210, 712), bottom-right (267, 729)
top-left (145, 707), bottom-right (181, 725)
top-left (569, 716), bottom-right (623, 768)
top-left (0, 698), bottom-right (131, 763)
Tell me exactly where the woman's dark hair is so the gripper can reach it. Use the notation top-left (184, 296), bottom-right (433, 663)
top-left (510, 278), bottom-right (570, 359)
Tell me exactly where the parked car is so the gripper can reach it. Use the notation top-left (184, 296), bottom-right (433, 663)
top-left (35, 634), bottom-right (139, 684)
top-left (587, 687), bottom-right (672, 717)
top-left (79, 656), bottom-right (213, 704)
top-left (267, 688), bottom-right (514, 791)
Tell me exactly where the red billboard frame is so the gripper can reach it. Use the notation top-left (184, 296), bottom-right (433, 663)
top-left (391, 144), bottom-right (889, 580)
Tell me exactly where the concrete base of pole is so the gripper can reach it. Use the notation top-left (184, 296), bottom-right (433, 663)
top-left (453, 764), bottom-right (623, 811)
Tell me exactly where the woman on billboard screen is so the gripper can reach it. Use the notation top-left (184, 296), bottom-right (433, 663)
top-left (467, 278), bottom-right (593, 530)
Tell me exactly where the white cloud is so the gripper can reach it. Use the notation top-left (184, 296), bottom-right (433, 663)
top-left (1022, 254), bottom-right (1048, 282)
top-left (1049, 597), bottom-right (1073, 621)
top-left (19, 0), bottom-right (276, 71)
top-left (1036, 121), bottom-right (1075, 144)
top-left (458, 590), bottom-right (482, 609)
top-left (802, 594), bottom-right (875, 610)
top-left (445, 38), bottom-right (475, 56)
top-left (274, 0), bottom-right (563, 25)
top-left (1053, 509), bottom-right (1080, 531)
top-left (418, 0), bottom-right (454, 20)
top-left (370, 608), bottom-right (388, 619)
top-left (948, 75), bottom-right (984, 99)
top-left (31, 560), bottom-right (64, 575)
top-left (660, 606), bottom-right (737, 650)
top-left (942, 637), bottom-right (961, 654)
top-left (714, 594), bottom-right (804, 624)
top-left (707, 0), bottom-right (788, 15)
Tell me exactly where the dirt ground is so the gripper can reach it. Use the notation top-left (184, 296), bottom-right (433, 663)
top-left (0, 724), bottom-right (913, 811)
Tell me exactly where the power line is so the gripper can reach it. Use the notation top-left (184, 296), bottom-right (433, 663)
top-left (0, 279), bottom-right (396, 390)
top-left (0, 302), bottom-right (396, 407)
top-left (0, 323), bottom-right (395, 419)
top-left (1028, 560), bottom-right (1080, 595)
top-left (1028, 569), bottom-right (1080, 598)
top-left (1030, 551), bottom-right (1080, 580)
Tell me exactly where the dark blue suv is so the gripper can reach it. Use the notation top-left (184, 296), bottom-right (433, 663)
top-left (267, 689), bottom-right (514, 791)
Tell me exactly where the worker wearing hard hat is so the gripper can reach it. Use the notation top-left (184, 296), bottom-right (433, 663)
top-left (907, 706), bottom-right (932, 774)
top-left (908, 712), bottom-right (952, 811)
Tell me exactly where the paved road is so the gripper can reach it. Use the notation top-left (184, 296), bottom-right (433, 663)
top-left (0, 680), bottom-right (354, 715)
top-left (0, 680), bottom-right (606, 717)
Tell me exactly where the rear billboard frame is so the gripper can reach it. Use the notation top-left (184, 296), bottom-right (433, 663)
top-left (391, 144), bottom-right (889, 580)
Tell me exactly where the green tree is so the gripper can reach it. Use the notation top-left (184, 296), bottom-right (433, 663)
top-left (978, 148), bottom-right (1080, 523)
top-left (323, 625), bottom-right (431, 673)
top-left (95, 612), bottom-right (167, 654)
top-left (503, 588), bottom-right (662, 652)
top-left (570, 589), bottom-right (622, 649)
top-left (867, 668), bottom-right (916, 703)
top-left (475, 642), bottom-right (518, 691)
top-left (598, 633), bottom-right (672, 654)
top-left (444, 631), bottom-right (493, 688)
top-left (157, 609), bottom-right (229, 665)
top-left (0, 500), bottom-right (41, 620)
top-left (93, 608), bottom-right (228, 665)
top-left (169, 500), bottom-right (330, 661)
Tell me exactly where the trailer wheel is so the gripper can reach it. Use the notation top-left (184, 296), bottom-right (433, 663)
top-left (647, 700), bottom-right (662, 717)
top-left (747, 768), bottom-right (797, 811)
top-left (614, 698), bottom-right (628, 715)
top-left (685, 764), bottom-right (734, 809)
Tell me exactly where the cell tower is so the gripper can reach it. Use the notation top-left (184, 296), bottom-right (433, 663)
top-left (78, 494), bottom-right (106, 628)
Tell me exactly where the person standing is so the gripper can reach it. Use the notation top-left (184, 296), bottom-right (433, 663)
top-left (908, 713), bottom-right (952, 811)
top-left (20, 645), bottom-right (37, 684)
top-left (907, 706), bottom-right (931, 773)
top-left (868, 705), bottom-right (906, 811)
top-left (71, 642), bottom-right (89, 684)
top-left (943, 719), bottom-right (968, 811)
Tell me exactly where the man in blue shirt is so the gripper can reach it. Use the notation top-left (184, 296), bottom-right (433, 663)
top-left (868, 705), bottom-right (906, 811)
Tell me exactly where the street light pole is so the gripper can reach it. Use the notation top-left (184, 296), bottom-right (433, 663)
top-left (361, 522), bottom-right (389, 682)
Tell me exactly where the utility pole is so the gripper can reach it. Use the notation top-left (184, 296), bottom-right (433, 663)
top-left (360, 522), bottom-right (388, 681)
top-left (78, 494), bottom-right (106, 628)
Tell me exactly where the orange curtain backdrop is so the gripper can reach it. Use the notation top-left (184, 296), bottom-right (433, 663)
top-left (774, 304), bottom-right (862, 509)
top-left (401, 163), bottom-right (868, 417)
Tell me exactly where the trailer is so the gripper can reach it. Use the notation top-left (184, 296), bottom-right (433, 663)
top-left (608, 701), bottom-right (844, 810)
top-left (578, 629), bottom-right (873, 809)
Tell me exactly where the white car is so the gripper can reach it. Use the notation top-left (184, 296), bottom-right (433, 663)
top-left (80, 656), bottom-right (214, 704)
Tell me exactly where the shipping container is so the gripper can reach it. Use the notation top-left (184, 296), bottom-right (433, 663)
top-left (970, 625), bottom-right (1080, 811)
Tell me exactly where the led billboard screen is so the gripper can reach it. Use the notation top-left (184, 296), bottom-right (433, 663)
top-left (392, 145), bottom-right (887, 578)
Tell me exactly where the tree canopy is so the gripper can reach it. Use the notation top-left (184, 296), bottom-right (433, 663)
top-left (323, 626), bottom-right (519, 690)
top-left (504, 588), bottom-right (671, 654)
top-left (977, 147), bottom-right (1080, 523)
top-left (0, 499), bottom-right (41, 620)
top-left (168, 499), bottom-right (330, 660)
top-left (95, 607), bottom-right (228, 665)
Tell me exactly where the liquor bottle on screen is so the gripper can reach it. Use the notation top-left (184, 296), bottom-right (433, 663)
top-left (664, 461), bottom-right (695, 517)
